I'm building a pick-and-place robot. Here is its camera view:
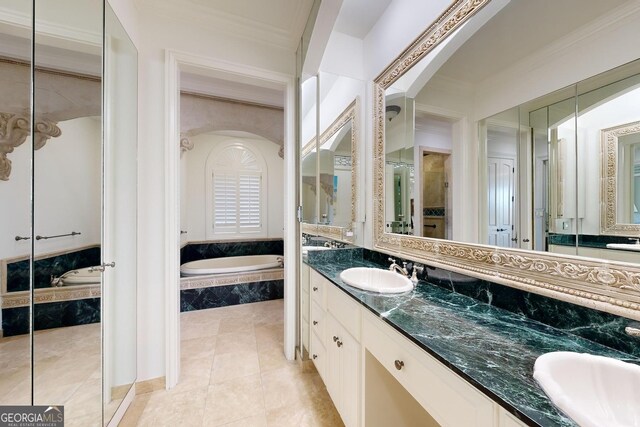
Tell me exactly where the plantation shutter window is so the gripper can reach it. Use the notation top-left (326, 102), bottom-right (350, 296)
top-left (211, 145), bottom-right (265, 235)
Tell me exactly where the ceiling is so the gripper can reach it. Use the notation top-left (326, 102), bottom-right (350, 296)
top-left (333, 0), bottom-right (391, 39)
top-left (435, 0), bottom-right (630, 85)
top-left (136, 0), bottom-right (315, 51)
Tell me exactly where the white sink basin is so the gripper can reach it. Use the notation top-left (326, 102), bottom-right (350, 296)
top-left (339, 267), bottom-right (413, 293)
top-left (606, 243), bottom-right (640, 252)
top-left (302, 246), bottom-right (331, 255)
top-left (534, 352), bottom-right (640, 427)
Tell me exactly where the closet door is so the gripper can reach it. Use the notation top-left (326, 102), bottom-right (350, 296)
top-left (33, 0), bottom-right (103, 424)
top-left (0, 0), bottom-right (33, 406)
top-left (103, 4), bottom-right (138, 424)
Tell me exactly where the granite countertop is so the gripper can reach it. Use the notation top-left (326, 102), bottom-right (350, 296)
top-left (304, 255), bottom-right (639, 427)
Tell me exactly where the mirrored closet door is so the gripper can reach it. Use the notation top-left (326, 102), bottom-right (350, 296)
top-left (0, 1), bottom-right (137, 425)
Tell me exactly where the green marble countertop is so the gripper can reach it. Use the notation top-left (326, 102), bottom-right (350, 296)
top-left (305, 255), bottom-right (639, 427)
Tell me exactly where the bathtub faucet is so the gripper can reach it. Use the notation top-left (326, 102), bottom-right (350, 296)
top-left (50, 269), bottom-right (79, 287)
top-left (276, 256), bottom-right (284, 268)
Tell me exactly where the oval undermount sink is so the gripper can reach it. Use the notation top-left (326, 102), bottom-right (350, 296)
top-left (302, 246), bottom-right (331, 255)
top-left (339, 267), bottom-right (413, 293)
top-left (534, 351), bottom-right (640, 427)
top-left (606, 243), bottom-right (640, 252)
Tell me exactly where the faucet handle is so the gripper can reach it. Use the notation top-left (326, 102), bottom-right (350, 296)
top-left (388, 257), bottom-right (396, 263)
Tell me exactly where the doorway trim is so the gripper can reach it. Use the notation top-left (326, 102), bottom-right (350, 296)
top-left (164, 49), bottom-right (297, 389)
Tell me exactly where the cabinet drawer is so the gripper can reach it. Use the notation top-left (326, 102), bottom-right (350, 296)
top-left (310, 331), bottom-right (326, 381)
top-left (310, 269), bottom-right (327, 309)
top-left (363, 312), bottom-right (494, 427)
top-left (327, 283), bottom-right (361, 340)
top-left (310, 300), bottom-right (326, 340)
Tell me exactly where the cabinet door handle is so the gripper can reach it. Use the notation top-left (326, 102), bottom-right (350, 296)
top-left (523, 238), bottom-right (530, 243)
top-left (336, 340), bottom-right (343, 348)
top-left (394, 360), bottom-right (404, 370)
top-left (312, 354), bottom-right (318, 360)
top-left (313, 320), bottom-right (318, 325)
top-left (333, 336), bottom-right (339, 342)
top-left (313, 286), bottom-right (318, 292)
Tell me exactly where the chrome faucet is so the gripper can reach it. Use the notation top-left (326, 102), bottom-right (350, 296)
top-left (388, 257), bottom-right (408, 276)
top-left (411, 263), bottom-right (424, 284)
top-left (629, 238), bottom-right (640, 245)
top-left (50, 269), bottom-right (79, 287)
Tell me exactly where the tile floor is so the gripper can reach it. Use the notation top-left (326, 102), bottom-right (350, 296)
top-left (120, 299), bottom-right (343, 426)
top-left (0, 322), bottom-right (102, 427)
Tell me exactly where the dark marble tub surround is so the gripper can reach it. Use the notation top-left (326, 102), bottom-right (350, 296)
top-left (2, 298), bottom-right (100, 337)
top-left (180, 239), bottom-right (284, 265)
top-left (180, 280), bottom-right (283, 312)
top-left (302, 234), bottom-right (356, 249)
top-left (305, 249), bottom-right (640, 427)
top-left (6, 246), bottom-right (101, 292)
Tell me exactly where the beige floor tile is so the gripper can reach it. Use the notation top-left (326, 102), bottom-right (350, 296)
top-left (255, 323), bottom-right (284, 351)
top-left (258, 347), bottom-right (295, 373)
top-left (181, 336), bottom-right (217, 361)
top-left (218, 317), bottom-right (255, 334)
top-left (214, 331), bottom-right (257, 354)
top-left (203, 374), bottom-right (265, 425)
top-left (136, 387), bottom-right (208, 426)
top-left (210, 350), bottom-right (260, 384)
top-left (219, 413), bottom-right (268, 427)
top-left (121, 300), bottom-right (340, 427)
top-left (181, 317), bottom-right (221, 341)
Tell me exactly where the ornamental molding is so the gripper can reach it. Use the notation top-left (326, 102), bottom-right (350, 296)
top-left (179, 267), bottom-right (284, 290)
top-left (0, 112), bottom-right (62, 181)
top-left (372, 0), bottom-right (640, 320)
top-left (600, 121), bottom-right (640, 235)
top-left (1, 284), bottom-right (101, 309)
top-left (180, 134), bottom-right (194, 154)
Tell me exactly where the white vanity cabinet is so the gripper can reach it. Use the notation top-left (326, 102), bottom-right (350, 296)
top-left (310, 270), bottom-right (361, 427)
top-left (306, 268), bottom-right (530, 427)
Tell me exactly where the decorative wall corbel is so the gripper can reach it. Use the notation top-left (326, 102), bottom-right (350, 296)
top-left (34, 121), bottom-right (62, 150)
top-left (0, 113), bottom-right (62, 181)
top-left (0, 113), bottom-right (30, 181)
top-left (180, 134), bottom-right (194, 155)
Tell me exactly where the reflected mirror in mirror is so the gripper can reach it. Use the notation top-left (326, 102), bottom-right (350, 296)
top-left (0, 0), bottom-right (32, 407)
top-left (301, 75), bottom-right (318, 224)
top-left (318, 114), bottom-right (353, 227)
top-left (33, 0), bottom-right (102, 423)
top-left (384, 92), bottom-right (455, 238)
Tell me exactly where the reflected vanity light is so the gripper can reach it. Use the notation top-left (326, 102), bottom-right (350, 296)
top-left (385, 105), bottom-right (401, 122)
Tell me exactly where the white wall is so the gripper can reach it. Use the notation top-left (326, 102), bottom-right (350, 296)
top-left (183, 134), bottom-right (284, 241)
top-left (34, 117), bottom-right (102, 256)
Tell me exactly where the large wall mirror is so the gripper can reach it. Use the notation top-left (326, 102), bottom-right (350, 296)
top-left (373, 0), bottom-right (640, 319)
top-left (301, 71), bottom-right (364, 243)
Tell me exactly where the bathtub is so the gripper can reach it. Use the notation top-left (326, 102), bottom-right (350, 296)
top-left (180, 254), bottom-right (283, 276)
top-left (55, 267), bottom-right (101, 286)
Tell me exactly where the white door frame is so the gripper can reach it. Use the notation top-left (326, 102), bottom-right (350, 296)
top-left (164, 50), bottom-right (297, 389)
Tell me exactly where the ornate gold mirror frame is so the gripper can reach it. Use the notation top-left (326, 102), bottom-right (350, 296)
top-left (302, 99), bottom-right (358, 242)
top-left (601, 121), bottom-right (640, 235)
top-left (373, 0), bottom-right (640, 320)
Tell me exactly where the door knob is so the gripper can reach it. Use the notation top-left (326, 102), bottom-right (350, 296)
top-left (313, 286), bottom-right (318, 292)
top-left (313, 320), bottom-right (318, 325)
top-left (523, 238), bottom-right (530, 243)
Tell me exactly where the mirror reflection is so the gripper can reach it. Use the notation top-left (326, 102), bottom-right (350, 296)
top-left (378, 0), bottom-right (640, 266)
top-left (0, 0), bottom-right (32, 407)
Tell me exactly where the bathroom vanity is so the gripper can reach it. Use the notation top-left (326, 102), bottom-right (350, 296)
top-left (303, 250), bottom-right (639, 427)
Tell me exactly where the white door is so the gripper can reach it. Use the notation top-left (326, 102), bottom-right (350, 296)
top-left (487, 157), bottom-right (515, 248)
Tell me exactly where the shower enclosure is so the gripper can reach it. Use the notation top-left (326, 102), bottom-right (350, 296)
top-left (0, 0), bottom-right (138, 425)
